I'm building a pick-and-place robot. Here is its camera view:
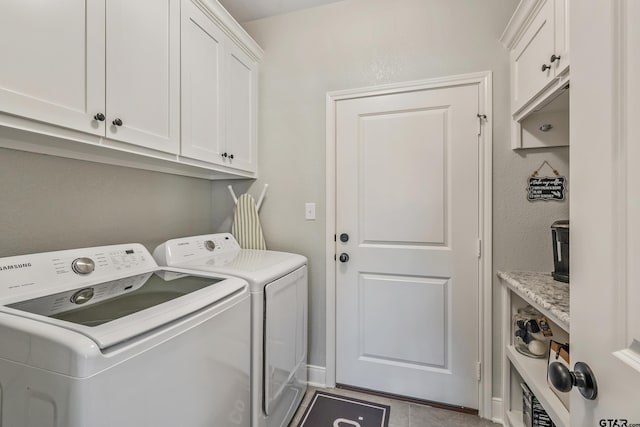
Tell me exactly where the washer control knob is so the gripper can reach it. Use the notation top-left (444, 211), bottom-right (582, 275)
top-left (71, 257), bottom-right (95, 275)
top-left (204, 240), bottom-right (216, 251)
top-left (70, 287), bottom-right (94, 305)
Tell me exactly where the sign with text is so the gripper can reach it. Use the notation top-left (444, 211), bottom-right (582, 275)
top-left (527, 176), bottom-right (566, 201)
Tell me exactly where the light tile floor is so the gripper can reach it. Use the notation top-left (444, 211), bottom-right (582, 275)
top-left (290, 386), bottom-right (500, 427)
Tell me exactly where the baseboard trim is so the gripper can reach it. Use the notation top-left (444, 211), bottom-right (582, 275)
top-left (492, 397), bottom-right (504, 425)
top-left (307, 365), bottom-right (326, 387)
top-left (305, 365), bottom-right (504, 425)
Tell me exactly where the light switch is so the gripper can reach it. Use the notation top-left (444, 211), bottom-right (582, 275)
top-left (305, 203), bottom-right (316, 220)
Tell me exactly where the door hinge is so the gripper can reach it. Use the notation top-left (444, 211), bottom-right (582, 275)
top-left (477, 239), bottom-right (482, 258)
top-left (477, 114), bottom-right (487, 136)
top-left (477, 362), bottom-right (482, 381)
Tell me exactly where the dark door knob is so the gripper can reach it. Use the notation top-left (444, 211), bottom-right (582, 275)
top-left (112, 118), bottom-right (123, 126)
top-left (340, 233), bottom-right (349, 243)
top-left (550, 54), bottom-right (561, 63)
top-left (548, 361), bottom-right (598, 400)
top-left (339, 253), bottom-right (349, 263)
top-left (229, 154), bottom-right (234, 160)
top-left (221, 152), bottom-right (228, 158)
top-left (541, 64), bottom-right (552, 72)
top-left (93, 113), bottom-right (105, 122)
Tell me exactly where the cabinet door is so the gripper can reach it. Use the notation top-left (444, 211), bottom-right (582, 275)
top-left (181, 0), bottom-right (226, 164)
top-left (105, 0), bottom-right (180, 154)
top-left (224, 43), bottom-right (258, 173)
top-left (512, 0), bottom-right (556, 114)
top-left (0, 0), bottom-right (105, 135)
top-left (553, 0), bottom-right (570, 76)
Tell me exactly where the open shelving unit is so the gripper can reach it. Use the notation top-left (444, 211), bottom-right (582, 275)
top-left (499, 271), bottom-right (570, 427)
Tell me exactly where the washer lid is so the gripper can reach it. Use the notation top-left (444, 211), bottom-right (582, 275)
top-left (2, 269), bottom-right (247, 349)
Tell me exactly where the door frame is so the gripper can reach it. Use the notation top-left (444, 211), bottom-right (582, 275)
top-left (324, 71), bottom-right (493, 417)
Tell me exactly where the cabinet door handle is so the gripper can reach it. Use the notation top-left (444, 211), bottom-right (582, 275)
top-left (93, 113), bottom-right (105, 122)
top-left (221, 152), bottom-right (228, 158)
top-left (550, 54), bottom-right (561, 63)
top-left (112, 118), bottom-right (123, 126)
top-left (541, 64), bottom-right (552, 72)
top-left (229, 154), bottom-right (234, 160)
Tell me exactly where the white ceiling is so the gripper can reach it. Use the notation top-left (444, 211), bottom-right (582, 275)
top-left (218, 0), bottom-right (346, 23)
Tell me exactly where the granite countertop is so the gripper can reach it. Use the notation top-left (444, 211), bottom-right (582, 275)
top-left (497, 271), bottom-right (570, 331)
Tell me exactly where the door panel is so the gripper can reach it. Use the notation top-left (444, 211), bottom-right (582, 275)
top-left (571, 0), bottom-right (640, 424)
top-left (224, 44), bottom-right (257, 172)
top-left (181, 0), bottom-right (225, 164)
top-left (106, 0), bottom-right (180, 153)
top-left (360, 109), bottom-right (446, 244)
top-left (264, 267), bottom-right (307, 416)
top-left (513, 0), bottom-right (555, 112)
top-left (0, 0), bottom-right (105, 135)
top-left (336, 84), bottom-right (479, 408)
top-left (624, 0), bottom-right (640, 368)
top-left (360, 274), bottom-right (448, 368)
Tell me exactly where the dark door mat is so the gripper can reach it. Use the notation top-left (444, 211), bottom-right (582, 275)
top-left (297, 391), bottom-right (390, 427)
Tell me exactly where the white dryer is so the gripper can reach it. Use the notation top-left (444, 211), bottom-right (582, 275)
top-left (153, 233), bottom-right (308, 427)
top-left (0, 243), bottom-right (251, 427)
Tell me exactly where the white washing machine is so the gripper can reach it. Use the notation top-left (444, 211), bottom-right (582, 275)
top-left (0, 243), bottom-right (251, 427)
top-left (153, 233), bottom-right (308, 427)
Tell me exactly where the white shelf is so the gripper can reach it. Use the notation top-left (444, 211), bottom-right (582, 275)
top-left (506, 345), bottom-right (570, 427)
top-left (497, 271), bottom-right (570, 333)
top-left (506, 410), bottom-right (525, 427)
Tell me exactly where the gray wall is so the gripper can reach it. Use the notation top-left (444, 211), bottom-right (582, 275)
top-left (234, 0), bottom-right (570, 399)
top-left (0, 0), bottom-right (572, 404)
top-left (0, 145), bottom-right (214, 257)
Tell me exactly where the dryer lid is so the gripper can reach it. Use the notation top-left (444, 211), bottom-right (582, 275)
top-left (154, 234), bottom-right (307, 286)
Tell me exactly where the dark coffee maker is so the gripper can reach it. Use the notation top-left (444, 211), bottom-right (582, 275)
top-left (551, 220), bottom-right (569, 283)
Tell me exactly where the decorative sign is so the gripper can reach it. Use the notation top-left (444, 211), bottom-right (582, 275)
top-left (527, 160), bottom-right (566, 202)
top-left (527, 176), bottom-right (566, 201)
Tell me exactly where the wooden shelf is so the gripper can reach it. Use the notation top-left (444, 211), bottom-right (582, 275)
top-left (506, 345), bottom-right (570, 427)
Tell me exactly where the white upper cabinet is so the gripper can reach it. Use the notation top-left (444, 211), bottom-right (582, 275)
top-left (503, 0), bottom-right (570, 115)
top-left (223, 42), bottom-right (258, 173)
top-left (0, 0), bottom-right (180, 154)
top-left (553, 0), bottom-right (569, 76)
top-left (502, 0), bottom-right (570, 149)
top-left (512, 0), bottom-right (555, 112)
top-left (105, 0), bottom-right (181, 154)
top-left (180, 0), bottom-right (260, 174)
top-left (0, 0), bottom-right (106, 136)
top-left (181, 0), bottom-right (226, 164)
top-left (0, 0), bottom-right (262, 179)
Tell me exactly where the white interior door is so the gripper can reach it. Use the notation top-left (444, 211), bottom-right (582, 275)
top-left (570, 0), bottom-right (640, 424)
top-left (335, 83), bottom-right (480, 408)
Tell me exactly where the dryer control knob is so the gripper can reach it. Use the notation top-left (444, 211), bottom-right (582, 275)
top-left (71, 287), bottom-right (94, 305)
top-left (204, 240), bottom-right (216, 251)
top-left (71, 257), bottom-right (95, 275)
